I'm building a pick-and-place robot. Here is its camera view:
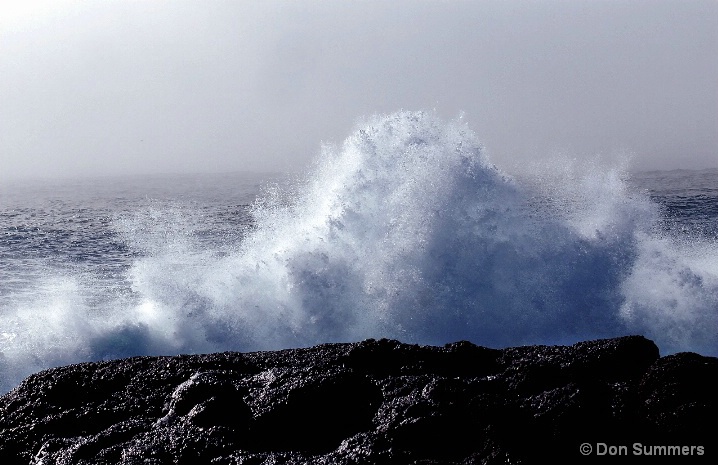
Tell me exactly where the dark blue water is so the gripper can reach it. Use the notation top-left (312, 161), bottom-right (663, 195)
top-left (0, 112), bottom-right (715, 393)
top-left (630, 169), bottom-right (718, 239)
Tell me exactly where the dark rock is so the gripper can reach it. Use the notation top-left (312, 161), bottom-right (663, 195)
top-left (639, 352), bottom-right (718, 441)
top-left (0, 336), bottom-right (715, 464)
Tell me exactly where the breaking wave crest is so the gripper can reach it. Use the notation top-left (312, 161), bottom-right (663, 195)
top-left (1, 111), bottom-right (716, 393)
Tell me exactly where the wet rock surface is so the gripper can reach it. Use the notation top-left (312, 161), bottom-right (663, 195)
top-left (0, 336), bottom-right (715, 464)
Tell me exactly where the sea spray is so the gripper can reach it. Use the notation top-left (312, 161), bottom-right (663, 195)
top-left (620, 236), bottom-right (718, 353)
top-left (0, 111), bottom-right (716, 394)
top-left (122, 111), bottom-right (713, 351)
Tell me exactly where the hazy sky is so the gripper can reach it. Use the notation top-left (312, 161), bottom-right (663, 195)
top-left (1, 0), bottom-right (716, 179)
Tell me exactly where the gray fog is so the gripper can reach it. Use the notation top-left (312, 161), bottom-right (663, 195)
top-left (1, 0), bottom-right (716, 180)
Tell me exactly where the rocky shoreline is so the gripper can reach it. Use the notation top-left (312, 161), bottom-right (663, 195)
top-left (0, 335), bottom-right (715, 463)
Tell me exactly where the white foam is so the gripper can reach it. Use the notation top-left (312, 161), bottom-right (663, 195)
top-left (1, 110), bottom-right (716, 393)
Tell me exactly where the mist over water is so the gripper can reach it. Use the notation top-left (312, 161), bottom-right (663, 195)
top-left (0, 111), bottom-right (716, 393)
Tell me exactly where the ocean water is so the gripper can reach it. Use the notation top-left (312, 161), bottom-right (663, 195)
top-left (0, 111), bottom-right (716, 393)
